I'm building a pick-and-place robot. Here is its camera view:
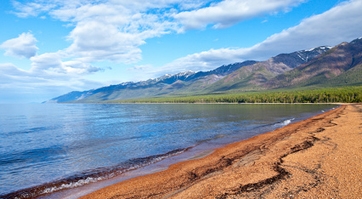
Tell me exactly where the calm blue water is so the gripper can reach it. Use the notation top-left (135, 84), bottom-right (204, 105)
top-left (0, 103), bottom-right (336, 198)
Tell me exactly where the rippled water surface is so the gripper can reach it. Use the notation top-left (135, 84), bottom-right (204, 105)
top-left (0, 103), bottom-right (336, 198)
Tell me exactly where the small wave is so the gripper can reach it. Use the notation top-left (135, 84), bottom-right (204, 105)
top-left (0, 147), bottom-right (191, 199)
top-left (273, 118), bottom-right (295, 127)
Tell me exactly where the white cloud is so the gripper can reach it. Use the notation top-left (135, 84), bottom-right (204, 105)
top-left (58, 2), bottom-right (184, 64)
top-left (0, 32), bottom-right (38, 59)
top-left (30, 53), bottom-right (64, 73)
top-left (174, 0), bottom-right (306, 30)
top-left (159, 48), bottom-right (248, 75)
top-left (62, 60), bottom-right (104, 74)
top-left (66, 20), bottom-right (144, 63)
top-left (251, 0), bottom-right (362, 54)
top-left (0, 63), bottom-right (28, 76)
top-left (30, 52), bottom-right (104, 76)
top-left (0, 63), bottom-right (105, 103)
top-left (11, 0), bottom-right (56, 18)
top-left (7, 0), bottom-right (307, 68)
top-left (163, 0), bottom-right (362, 73)
top-left (11, 0), bottom-right (190, 65)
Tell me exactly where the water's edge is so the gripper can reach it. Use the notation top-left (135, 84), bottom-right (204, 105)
top-left (0, 104), bottom-right (337, 199)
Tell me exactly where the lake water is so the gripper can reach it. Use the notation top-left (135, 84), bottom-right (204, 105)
top-left (0, 103), bottom-right (336, 198)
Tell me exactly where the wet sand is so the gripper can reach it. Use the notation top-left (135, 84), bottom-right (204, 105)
top-left (82, 104), bottom-right (362, 199)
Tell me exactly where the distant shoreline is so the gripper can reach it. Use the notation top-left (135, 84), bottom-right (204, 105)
top-left (48, 85), bottom-right (362, 104)
top-left (81, 104), bottom-right (362, 198)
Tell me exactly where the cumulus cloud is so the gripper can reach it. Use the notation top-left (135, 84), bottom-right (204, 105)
top-left (8, 0), bottom-right (308, 72)
top-left (6, 0), bottom-right (362, 73)
top-left (30, 53), bottom-right (64, 72)
top-left (11, 0), bottom-right (193, 65)
top-left (163, 0), bottom-right (362, 72)
top-left (9, 0), bottom-right (307, 65)
top-left (30, 52), bottom-right (104, 76)
top-left (12, 1), bottom-right (177, 61)
top-left (0, 32), bottom-right (38, 59)
top-left (174, 0), bottom-right (306, 30)
top-left (66, 21), bottom-right (144, 63)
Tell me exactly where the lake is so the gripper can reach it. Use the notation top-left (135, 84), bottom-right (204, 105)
top-left (0, 103), bottom-right (336, 198)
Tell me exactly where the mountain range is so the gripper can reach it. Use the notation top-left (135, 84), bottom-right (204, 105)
top-left (48, 37), bottom-right (362, 103)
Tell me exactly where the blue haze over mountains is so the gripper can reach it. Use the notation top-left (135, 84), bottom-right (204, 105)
top-left (48, 38), bottom-right (362, 103)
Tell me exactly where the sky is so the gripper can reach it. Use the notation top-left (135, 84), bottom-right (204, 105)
top-left (0, 0), bottom-right (362, 103)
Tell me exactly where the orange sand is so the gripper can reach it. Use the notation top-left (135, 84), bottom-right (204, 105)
top-left (82, 104), bottom-right (362, 199)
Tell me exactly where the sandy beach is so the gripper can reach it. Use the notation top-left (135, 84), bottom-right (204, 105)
top-left (82, 104), bottom-right (362, 199)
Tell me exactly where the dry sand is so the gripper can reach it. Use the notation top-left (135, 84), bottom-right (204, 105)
top-left (82, 104), bottom-right (362, 199)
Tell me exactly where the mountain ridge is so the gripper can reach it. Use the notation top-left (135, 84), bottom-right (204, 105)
top-left (47, 38), bottom-right (362, 103)
top-left (267, 38), bottom-right (362, 88)
top-left (205, 45), bottom-right (332, 93)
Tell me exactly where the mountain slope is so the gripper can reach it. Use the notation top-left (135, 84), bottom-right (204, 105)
top-left (206, 46), bottom-right (331, 92)
top-left (49, 61), bottom-right (257, 102)
top-left (268, 38), bottom-right (362, 88)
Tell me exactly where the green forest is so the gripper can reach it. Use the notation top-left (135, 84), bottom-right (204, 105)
top-left (110, 86), bottom-right (362, 104)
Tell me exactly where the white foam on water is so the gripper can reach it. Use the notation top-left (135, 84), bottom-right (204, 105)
top-left (274, 118), bottom-right (295, 127)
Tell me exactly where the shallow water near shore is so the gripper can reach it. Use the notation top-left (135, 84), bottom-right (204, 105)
top-left (0, 103), bottom-right (336, 198)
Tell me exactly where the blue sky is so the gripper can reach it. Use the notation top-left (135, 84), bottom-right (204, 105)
top-left (1, 0), bottom-right (362, 103)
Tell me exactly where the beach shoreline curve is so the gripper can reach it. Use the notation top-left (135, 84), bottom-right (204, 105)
top-left (81, 104), bottom-right (362, 199)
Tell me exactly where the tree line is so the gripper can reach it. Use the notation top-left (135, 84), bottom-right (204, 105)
top-left (112, 86), bottom-right (362, 104)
